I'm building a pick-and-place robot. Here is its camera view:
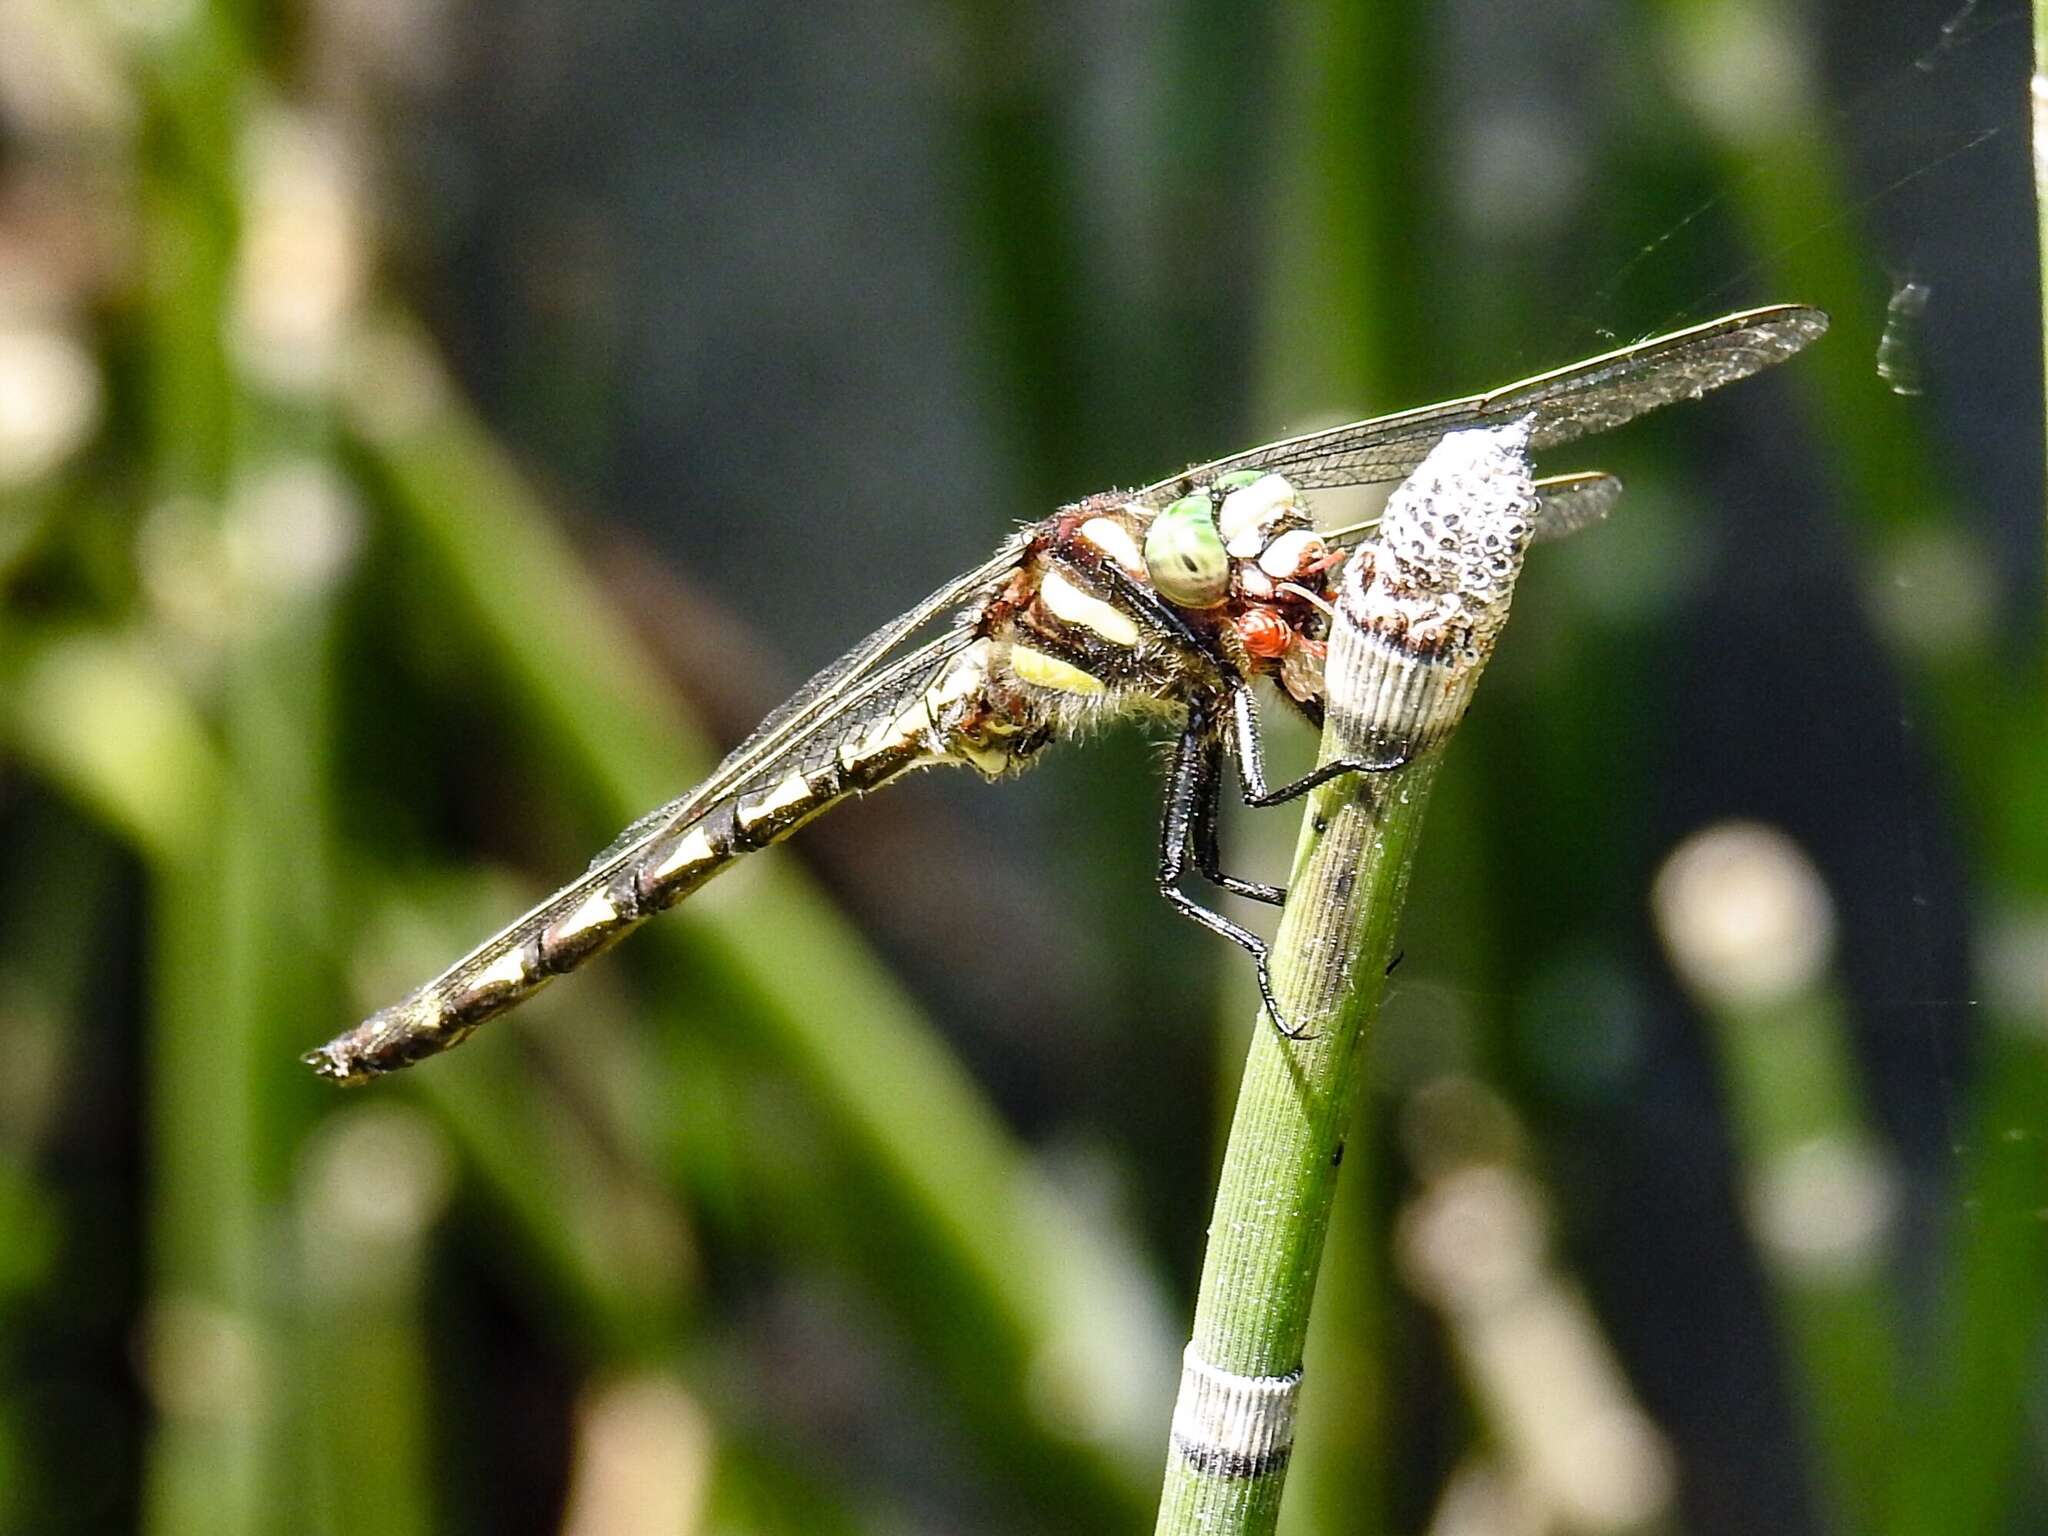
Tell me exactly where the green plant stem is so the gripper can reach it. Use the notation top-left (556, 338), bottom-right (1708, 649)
top-left (1700, 980), bottom-right (1900, 1531)
top-left (2037, 0), bottom-right (2048, 535)
top-left (1154, 747), bottom-right (1443, 1534)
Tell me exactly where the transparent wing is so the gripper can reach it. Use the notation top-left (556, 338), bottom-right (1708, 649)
top-left (701, 541), bottom-right (1019, 792)
top-left (576, 540), bottom-right (1023, 874)
top-left (1135, 305), bottom-right (1827, 504)
top-left (1319, 470), bottom-right (1622, 550)
top-left (1527, 471), bottom-right (1623, 545)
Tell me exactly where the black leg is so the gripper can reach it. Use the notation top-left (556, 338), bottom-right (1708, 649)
top-left (1157, 711), bottom-right (1314, 1039)
top-left (1229, 682), bottom-right (1409, 808)
top-left (1189, 727), bottom-right (1285, 906)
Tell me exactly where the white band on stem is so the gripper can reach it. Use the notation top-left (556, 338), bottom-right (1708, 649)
top-left (1168, 1343), bottom-right (1304, 1480)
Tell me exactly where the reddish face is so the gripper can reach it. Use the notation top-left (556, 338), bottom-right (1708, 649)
top-left (1234, 606), bottom-right (1294, 660)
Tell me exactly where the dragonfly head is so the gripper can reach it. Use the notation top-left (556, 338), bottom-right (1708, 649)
top-left (1139, 470), bottom-right (1329, 608)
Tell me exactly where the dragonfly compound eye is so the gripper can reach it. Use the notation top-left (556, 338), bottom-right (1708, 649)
top-left (1145, 494), bottom-right (1232, 608)
top-left (1216, 471), bottom-right (1298, 555)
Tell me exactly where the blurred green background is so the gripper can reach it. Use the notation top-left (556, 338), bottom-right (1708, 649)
top-left (0, 0), bottom-right (2042, 1532)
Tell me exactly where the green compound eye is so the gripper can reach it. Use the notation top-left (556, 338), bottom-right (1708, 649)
top-left (1144, 494), bottom-right (1232, 608)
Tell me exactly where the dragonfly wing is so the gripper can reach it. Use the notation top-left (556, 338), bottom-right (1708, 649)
top-left (1530, 471), bottom-right (1622, 544)
top-left (1490, 304), bottom-right (1828, 453)
top-left (1134, 397), bottom-right (1470, 503)
top-left (1136, 305), bottom-right (1827, 500)
top-left (1315, 470), bottom-right (1621, 553)
top-left (577, 539), bottom-right (1025, 874)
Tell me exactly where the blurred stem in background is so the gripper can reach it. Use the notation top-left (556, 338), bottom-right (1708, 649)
top-left (1396, 1075), bottom-right (1676, 1535)
top-left (1655, 822), bottom-right (1902, 1532)
top-left (2036, 0), bottom-right (2048, 468)
top-left (132, 6), bottom-right (276, 1530)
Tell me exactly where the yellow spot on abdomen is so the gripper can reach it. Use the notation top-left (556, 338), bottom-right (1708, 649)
top-left (738, 770), bottom-right (817, 830)
top-left (643, 825), bottom-right (719, 884)
top-left (551, 890), bottom-right (619, 943)
top-left (471, 948), bottom-right (530, 990)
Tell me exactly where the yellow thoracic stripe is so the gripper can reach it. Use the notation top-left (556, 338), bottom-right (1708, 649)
top-left (1078, 515), bottom-right (1145, 576)
top-left (1039, 566), bottom-right (1141, 648)
top-left (1010, 644), bottom-right (1107, 695)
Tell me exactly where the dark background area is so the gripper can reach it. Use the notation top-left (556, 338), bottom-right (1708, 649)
top-left (0, 1), bottom-right (2043, 1532)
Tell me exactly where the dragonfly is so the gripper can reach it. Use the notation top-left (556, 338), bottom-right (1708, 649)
top-left (307, 304), bottom-right (1826, 1083)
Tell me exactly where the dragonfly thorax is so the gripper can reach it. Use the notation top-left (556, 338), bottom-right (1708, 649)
top-left (928, 639), bottom-right (1053, 778)
top-left (990, 477), bottom-right (1339, 721)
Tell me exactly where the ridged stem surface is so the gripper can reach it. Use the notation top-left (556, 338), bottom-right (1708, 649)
top-left (1153, 745), bottom-right (1442, 1533)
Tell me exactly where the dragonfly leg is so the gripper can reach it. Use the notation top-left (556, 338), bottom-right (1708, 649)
top-left (1229, 683), bottom-right (1407, 808)
top-left (1189, 721), bottom-right (1285, 906)
top-left (1157, 710), bottom-right (1314, 1038)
